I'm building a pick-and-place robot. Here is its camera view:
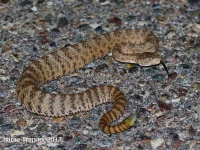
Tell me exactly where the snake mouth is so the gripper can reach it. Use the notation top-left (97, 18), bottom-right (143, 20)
top-left (160, 60), bottom-right (169, 76)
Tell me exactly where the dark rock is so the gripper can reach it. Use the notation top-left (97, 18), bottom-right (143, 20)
top-left (145, 66), bottom-right (159, 75)
top-left (9, 68), bottom-right (20, 78)
top-left (45, 14), bottom-right (53, 23)
top-left (4, 15), bottom-right (13, 22)
top-left (107, 17), bottom-right (122, 27)
top-left (19, 1), bottom-right (33, 7)
top-left (188, 0), bottom-right (199, 5)
top-left (126, 15), bottom-right (136, 22)
top-left (95, 64), bottom-right (109, 72)
top-left (177, 88), bottom-right (188, 96)
top-left (37, 0), bottom-right (45, 4)
top-left (152, 4), bottom-right (161, 10)
top-left (49, 41), bottom-right (56, 47)
top-left (189, 126), bottom-right (196, 137)
top-left (0, 117), bottom-right (4, 125)
top-left (152, 74), bottom-right (165, 81)
top-left (1, 124), bottom-right (14, 131)
top-left (168, 72), bottom-right (177, 81)
top-left (1, 0), bottom-right (9, 4)
top-left (50, 28), bottom-right (60, 38)
top-left (128, 66), bottom-right (138, 73)
top-left (179, 64), bottom-right (190, 69)
top-left (157, 100), bottom-right (172, 111)
top-left (95, 26), bottom-right (105, 34)
top-left (169, 133), bottom-right (180, 141)
top-left (57, 17), bottom-right (69, 28)
top-left (77, 24), bottom-right (91, 30)
top-left (130, 94), bottom-right (143, 101)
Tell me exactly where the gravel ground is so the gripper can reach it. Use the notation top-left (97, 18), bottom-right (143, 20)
top-left (0, 0), bottom-right (200, 149)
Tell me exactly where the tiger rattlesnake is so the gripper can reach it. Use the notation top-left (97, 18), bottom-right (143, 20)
top-left (16, 28), bottom-right (164, 134)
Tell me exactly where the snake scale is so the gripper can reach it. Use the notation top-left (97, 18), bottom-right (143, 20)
top-left (16, 28), bottom-right (163, 134)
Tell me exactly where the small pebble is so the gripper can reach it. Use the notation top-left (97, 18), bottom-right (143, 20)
top-left (37, 123), bottom-right (48, 133)
top-left (107, 17), bottom-right (122, 27)
top-left (83, 129), bottom-right (89, 135)
top-left (173, 140), bottom-right (182, 148)
top-left (161, 94), bottom-right (169, 101)
top-left (169, 72), bottom-right (177, 81)
top-left (177, 88), bottom-right (188, 96)
top-left (15, 118), bottom-right (27, 127)
top-left (150, 138), bottom-right (164, 149)
top-left (130, 94), bottom-right (143, 101)
top-left (11, 130), bottom-right (25, 137)
top-left (31, 6), bottom-right (37, 11)
top-left (57, 17), bottom-right (69, 28)
top-left (192, 82), bottom-right (200, 90)
top-left (141, 90), bottom-right (150, 98)
top-left (52, 117), bottom-right (65, 124)
top-left (10, 53), bottom-right (19, 62)
top-left (138, 80), bottom-right (146, 87)
top-left (157, 100), bottom-right (172, 111)
top-left (171, 98), bottom-right (181, 103)
top-left (95, 26), bottom-right (105, 34)
top-left (166, 31), bottom-right (176, 39)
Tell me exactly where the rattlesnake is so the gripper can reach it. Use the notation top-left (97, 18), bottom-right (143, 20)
top-left (16, 28), bottom-right (165, 134)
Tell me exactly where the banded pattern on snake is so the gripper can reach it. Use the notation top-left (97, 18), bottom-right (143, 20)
top-left (16, 28), bottom-right (163, 134)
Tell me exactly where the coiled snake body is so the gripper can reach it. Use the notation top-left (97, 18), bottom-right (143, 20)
top-left (16, 29), bottom-right (162, 134)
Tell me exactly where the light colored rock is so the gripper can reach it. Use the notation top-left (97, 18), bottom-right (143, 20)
top-left (171, 98), bottom-right (181, 103)
top-left (11, 130), bottom-right (25, 137)
top-left (83, 129), bottom-right (89, 135)
top-left (151, 138), bottom-right (164, 149)
top-left (31, 6), bottom-right (37, 11)
top-left (0, 74), bottom-right (9, 80)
